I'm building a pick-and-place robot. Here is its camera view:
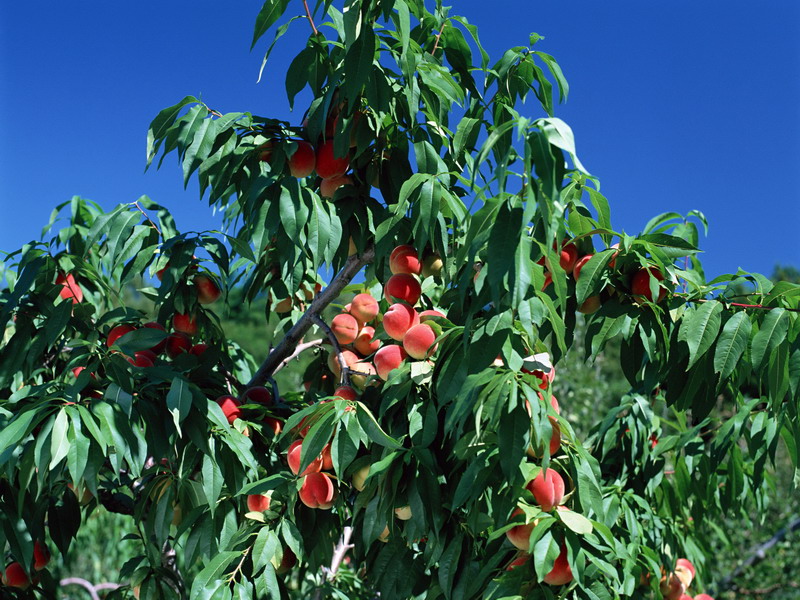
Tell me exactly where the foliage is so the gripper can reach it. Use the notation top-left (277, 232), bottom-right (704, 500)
top-left (1, 1), bottom-right (799, 599)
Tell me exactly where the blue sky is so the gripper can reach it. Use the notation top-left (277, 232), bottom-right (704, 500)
top-left (1, 1), bottom-right (798, 281)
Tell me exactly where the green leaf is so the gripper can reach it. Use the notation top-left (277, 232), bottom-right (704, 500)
top-left (751, 308), bottom-right (790, 371)
top-left (714, 311), bottom-right (752, 380)
top-left (252, 528), bottom-right (280, 572)
top-left (557, 508), bottom-right (593, 534)
top-left (678, 301), bottom-right (723, 369)
top-left (0, 410), bottom-right (38, 467)
top-left (202, 451), bottom-right (224, 510)
top-left (342, 28), bottom-right (376, 103)
top-left (49, 409), bottom-right (70, 470)
top-left (146, 96), bottom-right (199, 166)
top-left (575, 251), bottom-right (613, 305)
top-left (167, 377), bottom-right (193, 434)
top-left (356, 403), bottom-right (402, 449)
top-left (189, 550), bottom-right (239, 596)
top-left (251, 0), bottom-right (291, 49)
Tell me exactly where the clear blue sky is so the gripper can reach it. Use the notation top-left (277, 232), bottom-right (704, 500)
top-left (1, 1), bottom-right (798, 281)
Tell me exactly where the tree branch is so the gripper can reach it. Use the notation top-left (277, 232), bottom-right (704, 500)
top-left (715, 515), bottom-right (800, 595)
top-left (328, 525), bottom-right (354, 578)
top-left (60, 578), bottom-right (103, 600)
top-left (247, 247), bottom-right (375, 387)
top-left (311, 314), bottom-right (350, 387)
top-left (303, 0), bottom-right (319, 36)
top-left (271, 338), bottom-right (325, 377)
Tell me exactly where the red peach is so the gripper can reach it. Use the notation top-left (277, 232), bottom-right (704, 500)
top-left (694, 595), bottom-right (715, 600)
top-left (572, 254), bottom-right (593, 281)
top-left (506, 508), bottom-right (534, 551)
top-left (389, 245), bottom-right (422, 275)
top-left (165, 332), bottom-right (192, 358)
top-left (527, 469), bottom-right (565, 512)
top-left (194, 274), bottom-right (222, 304)
top-left (631, 267), bottom-right (666, 303)
top-left (288, 141), bottom-right (316, 178)
top-left (327, 349), bottom-right (361, 378)
top-left (173, 313), bottom-right (198, 336)
top-left (350, 293), bottom-right (380, 323)
top-left (660, 573), bottom-right (685, 600)
top-left (321, 444), bottom-right (333, 471)
top-left (320, 174), bottom-right (352, 198)
top-left (419, 309), bottom-right (446, 321)
top-left (263, 417), bottom-right (282, 437)
top-left (276, 546), bottom-right (296, 575)
top-left (33, 540), bottom-right (50, 571)
top-left (287, 439), bottom-right (324, 476)
top-left (374, 345), bottom-right (407, 381)
top-left (354, 326), bottom-right (381, 356)
top-left (333, 385), bottom-right (358, 401)
top-left (349, 360), bottom-right (376, 390)
top-left (57, 272), bottom-right (83, 304)
top-left (315, 140), bottom-right (350, 178)
top-left (383, 303), bottom-right (420, 341)
top-left (384, 273), bottom-right (421, 305)
top-left (527, 419), bottom-right (562, 458)
top-left (216, 395), bottom-right (242, 425)
top-left (331, 313), bottom-right (360, 345)
top-left (579, 296), bottom-right (602, 314)
top-left (127, 352), bottom-right (154, 368)
top-left (107, 324), bottom-right (136, 348)
top-left (2, 562), bottom-right (30, 589)
top-left (543, 545), bottom-right (573, 586)
top-left (559, 243), bottom-right (579, 274)
top-left (247, 493), bottom-right (272, 512)
top-left (506, 553), bottom-right (530, 571)
top-left (298, 472), bottom-right (337, 509)
top-left (674, 558), bottom-right (695, 588)
top-left (403, 323), bottom-right (438, 359)
top-left (243, 386), bottom-right (273, 405)
top-left (190, 343), bottom-right (208, 357)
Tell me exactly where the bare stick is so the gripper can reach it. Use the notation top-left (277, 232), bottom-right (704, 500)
top-left (271, 338), bottom-right (325, 376)
top-left (247, 247), bottom-right (375, 387)
top-left (60, 578), bottom-right (101, 600)
top-left (303, 0), bottom-right (319, 36)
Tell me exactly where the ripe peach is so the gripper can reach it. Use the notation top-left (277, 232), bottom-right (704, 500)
top-left (321, 444), bottom-right (334, 471)
top-left (579, 296), bottom-right (602, 314)
top-left (173, 313), bottom-right (198, 336)
top-left (216, 395), bottom-right (242, 424)
top-left (419, 309), bottom-right (446, 321)
top-left (320, 174), bottom-right (352, 198)
top-left (107, 324), bottom-right (137, 348)
top-left (298, 472), bottom-right (337, 509)
top-left (678, 595), bottom-right (692, 600)
top-left (403, 323), bottom-right (438, 359)
top-left (383, 303), bottom-right (420, 341)
top-left (302, 282), bottom-right (322, 301)
top-left (190, 343), bottom-right (208, 357)
top-left (287, 439), bottom-right (324, 476)
top-left (559, 243), bottom-right (579, 274)
top-left (528, 419), bottom-right (562, 458)
top-left (194, 274), bottom-right (221, 304)
top-left (263, 417), bottom-right (282, 437)
top-left (572, 254), bottom-right (593, 281)
top-left (349, 360), bottom-right (377, 390)
top-left (394, 505), bottom-right (412, 520)
top-left (389, 245), bottom-right (422, 275)
top-left (288, 141), bottom-right (316, 178)
top-left (631, 266), bottom-right (666, 303)
top-left (143, 321), bottom-right (167, 354)
top-left (327, 349), bottom-right (361, 378)
top-left (247, 493), bottom-right (272, 512)
top-left (258, 140), bottom-right (274, 163)
top-left (374, 345), bottom-right (407, 381)
top-left (506, 508), bottom-right (534, 551)
top-left (351, 465), bottom-right (370, 491)
top-left (421, 252), bottom-right (443, 278)
top-left (274, 296), bottom-right (293, 313)
top-left (315, 140), bottom-right (350, 178)
top-left (331, 313), bottom-right (360, 345)
top-left (128, 353), bottom-right (154, 368)
top-left (378, 525), bottom-right (391, 542)
top-left (350, 293), bottom-right (380, 323)
top-left (2, 562), bottom-right (30, 589)
top-left (333, 385), bottom-right (358, 401)
top-left (660, 572), bottom-right (685, 600)
top-left (543, 545), bottom-right (573, 586)
top-left (33, 540), bottom-right (50, 571)
top-left (276, 547), bottom-right (296, 575)
top-left (165, 332), bottom-right (192, 358)
top-left (384, 273), bottom-right (421, 305)
top-left (243, 386), bottom-right (273, 405)
top-left (506, 553), bottom-right (530, 571)
top-left (674, 558), bottom-right (695, 588)
top-left (527, 469), bottom-right (565, 512)
top-left (354, 326), bottom-right (381, 356)
top-left (694, 595), bottom-right (715, 600)
top-left (57, 272), bottom-right (83, 304)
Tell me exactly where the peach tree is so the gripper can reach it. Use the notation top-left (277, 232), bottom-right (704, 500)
top-left (1, 0), bottom-right (798, 598)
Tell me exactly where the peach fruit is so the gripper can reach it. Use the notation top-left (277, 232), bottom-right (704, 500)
top-left (57, 272), bottom-right (83, 304)
top-left (320, 174), bottom-right (352, 198)
top-left (216, 395), bottom-right (242, 424)
top-left (247, 493), bottom-right (272, 512)
top-left (527, 469), bottom-right (565, 512)
top-left (165, 332), bottom-right (192, 358)
top-left (421, 252), bottom-right (443, 278)
top-left (287, 440), bottom-right (324, 476)
top-left (2, 562), bottom-right (30, 589)
top-left (354, 326), bottom-right (381, 356)
top-left (674, 558), bottom-right (695, 588)
top-left (384, 273), bottom-right (421, 305)
top-left (173, 313), bottom-right (198, 336)
top-left (33, 540), bottom-right (50, 571)
top-left (350, 293), bottom-right (380, 323)
top-left (506, 508), bottom-right (534, 551)
top-left (315, 140), bottom-right (350, 178)
top-left (333, 385), bottom-right (358, 401)
top-left (194, 274), bottom-right (221, 304)
top-left (374, 345), bottom-right (407, 381)
top-left (298, 472), bottom-right (337, 509)
top-left (543, 545), bottom-right (573, 586)
top-left (383, 303), bottom-right (420, 341)
top-left (631, 267), bottom-right (666, 303)
top-left (389, 245), bottom-right (422, 275)
top-left (143, 321), bottom-right (167, 354)
top-left (352, 464), bottom-right (370, 491)
top-left (660, 572), bottom-right (685, 600)
top-left (331, 313), bottom-right (360, 345)
top-left (403, 323), bottom-right (438, 359)
top-left (107, 324), bottom-right (136, 348)
top-left (243, 386), bottom-right (273, 405)
top-left (288, 141), bottom-right (316, 178)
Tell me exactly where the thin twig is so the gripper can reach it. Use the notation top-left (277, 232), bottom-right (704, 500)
top-left (247, 246), bottom-right (375, 387)
top-left (312, 314), bottom-right (350, 387)
top-left (676, 294), bottom-right (800, 314)
top-left (60, 578), bottom-right (101, 600)
top-left (133, 201), bottom-right (162, 238)
top-left (271, 338), bottom-right (325, 376)
top-left (431, 21), bottom-right (447, 55)
top-left (303, 0), bottom-right (319, 36)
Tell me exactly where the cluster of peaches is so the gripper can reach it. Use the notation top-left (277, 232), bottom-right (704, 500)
top-left (258, 104), bottom-right (358, 199)
top-left (541, 240), bottom-right (668, 315)
top-left (654, 559), bottom-right (714, 600)
top-left (325, 244), bottom-right (445, 386)
top-left (1, 540), bottom-right (50, 591)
